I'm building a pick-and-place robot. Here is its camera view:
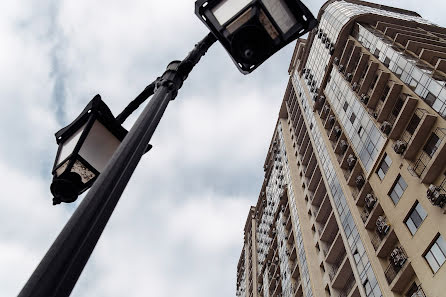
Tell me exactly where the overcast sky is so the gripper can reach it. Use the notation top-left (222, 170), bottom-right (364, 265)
top-left (0, 1), bottom-right (445, 297)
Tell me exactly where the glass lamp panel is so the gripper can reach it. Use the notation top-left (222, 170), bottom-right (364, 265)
top-left (78, 120), bottom-right (121, 173)
top-left (212, 0), bottom-right (252, 25)
top-left (261, 0), bottom-right (296, 34)
top-left (55, 159), bottom-right (95, 184)
top-left (56, 123), bottom-right (87, 166)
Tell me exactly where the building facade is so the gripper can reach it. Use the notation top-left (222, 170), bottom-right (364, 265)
top-left (236, 1), bottom-right (446, 297)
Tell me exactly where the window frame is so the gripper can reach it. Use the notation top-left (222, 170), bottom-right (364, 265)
top-left (388, 174), bottom-right (408, 205)
top-left (376, 153), bottom-right (392, 181)
top-left (404, 201), bottom-right (427, 236)
top-left (423, 234), bottom-right (446, 274)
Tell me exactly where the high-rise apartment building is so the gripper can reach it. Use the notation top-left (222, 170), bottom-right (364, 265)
top-left (236, 1), bottom-right (446, 297)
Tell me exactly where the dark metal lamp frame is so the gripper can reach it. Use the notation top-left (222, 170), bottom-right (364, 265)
top-left (195, 0), bottom-right (317, 73)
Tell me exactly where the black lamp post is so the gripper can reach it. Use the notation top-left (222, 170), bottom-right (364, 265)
top-left (18, 1), bottom-right (316, 297)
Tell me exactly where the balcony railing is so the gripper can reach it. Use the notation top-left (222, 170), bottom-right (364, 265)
top-left (384, 248), bottom-right (408, 284)
top-left (338, 275), bottom-right (356, 297)
top-left (409, 150), bottom-right (431, 177)
top-left (409, 285), bottom-right (426, 297)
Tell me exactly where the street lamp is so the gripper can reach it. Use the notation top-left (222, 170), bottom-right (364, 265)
top-left (50, 95), bottom-right (128, 205)
top-left (19, 1), bottom-right (317, 297)
top-left (195, 0), bottom-right (317, 73)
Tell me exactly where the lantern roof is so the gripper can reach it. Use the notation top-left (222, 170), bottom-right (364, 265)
top-left (55, 95), bottom-right (128, 145)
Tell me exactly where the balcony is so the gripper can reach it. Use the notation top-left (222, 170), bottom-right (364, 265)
top-left (346, 46), bottom-right (362, 75)
top-left (337, 275), bottom-right (357, 297)
top-left (347, 162), bottom-right (363, 187)
top-left (292, 278), bottom-right (303, 297)
top-left (302, 144), bottom-right (313, 166)
top-left (325, 232), bottom-right (345, 263)
top-left (367, 72), bottom-right (391, 109)
top-left (384, 250), bottom-right (415, 293)
top-left (407, 284), bottom-right (426, 297)
top-left (330, 254), bottom-right (353, 290)
top-left (305, 154), bottom-right (317, 178)
top-left (309, 167), bottom-right (322, 193)
top-left (352, 53), bottom-right (370, 84)
top-left (312, 180), bottom-right (327, 206)
top-left (377, 82), bottom-right (403, 123)
top-left (358, 62), bottom-right (379, 96)
top-left (320, 212), bottom-right (338, 243)
top-left (291, 260), bottom-right (300, 281)
top-left (421, 128), bottom-right (446, 184)
top-left (340, 40), bottom-right (355, 66)
top-left (355, 182), bottom-right (372, 207)
top-left (363, 203), bottom-right (384, 230)
top-left (316, 195), bottom-right (332, 224)
top-left (371, 228), bottom-right (398, 258)
top-left (404, 114), bottom-right (438, 161)
top-left (389, 97), bottom-right (418, 139)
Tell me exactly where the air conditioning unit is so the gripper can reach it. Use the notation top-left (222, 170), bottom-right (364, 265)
top-left (356, 175), bottom-right (365, 189)
top-left (319, 95), bottom-right (326, 105)
top-left (393, 140), bottom-right (407, 154)
top-left (352, 82), bottom-right (358, 91)
top-left (365, 193), bottom-right (377, 209)
top-left (312, 94), bottom-right (318, 102)
top-left (318, 29), bottom-right (323, 39)
top-left (380, 121), bottom-right (392, 135)
top-left (339, 64), bottom-right (345, 72)
top-left (325, 40), bottom-right (331, 49)
top-left (360, 94), bottom-right (369, 104)
top-left (372, 112), bottom-right (378, 119)
top-left (329, 44), bottom-right (335, 55)
top-left (340, 140), bottom-right (348, 154)
top-left (334, 126), bottom-right (342, 139)
top-left (305, 73), bottom-right (309, 79)
top-left (390, 246), bottom-right (407, 268)
top-left (347, 154), bottom-right (357, 169)
top-left (310, 87), bottom-right (315, 93)
top-left (427, 184), bottom-right (446, 207)
top-left (376, 216), bottom-right (390, 235)
top-left (334, 57), bottom-right (340, 65)
top-left (328, 115), bottom-right (336, 127)
top-left (322, 33), bottom-right (327, 42)
top-left (346, 73), bottom-right (353, 82)
top-left (322, 105), bottom-right (330, 118)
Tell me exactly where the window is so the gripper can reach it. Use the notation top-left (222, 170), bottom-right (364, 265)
top-left (406, 114), bottom-right (421, 135)
top-left (350, 113), bottom-right (356, 124)
top-left (376, 153), bottom-right (392, 180)
top-left (343, 101), bottom-right (349, 111)
top-left (424, 235), bottom-right (446, 273)
top-left (423, 133), bottom-right (441, 157)
top-left (388, 175), bottom-right (407, 204)
top-left (404, 202), bottom-right (427, 235)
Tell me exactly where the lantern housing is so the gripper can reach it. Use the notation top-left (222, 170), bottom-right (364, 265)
top-left (50, 95), bottom-right (128, 205)
top-left (195, 0), bottom-right (317, 74)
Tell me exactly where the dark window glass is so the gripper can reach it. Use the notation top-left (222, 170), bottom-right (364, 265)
top-left (423, 133), bottom-right (441, 157)
top-left (424, 235), bottom-right (446, 273)
top-left (405, 202), bottom-right (427, 235)
top-left (406, 114), bottom-right (421, 135)
top-left (380, 85), bottom-right (390, 102)
top-left (376, 153), bottom-right (392, 180)
top-left (392, 97), bottom-right (405, 117)
top-left (425, 92), bottom-right (436, 106)
top-left (350, 113), bottom-right (356, 124)
top-left (343, 101), bottom-right (349, 111)
top-left (388, 175), bottom-right (407, 204)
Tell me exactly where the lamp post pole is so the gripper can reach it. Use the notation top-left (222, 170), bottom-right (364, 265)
top-left (18, 33), bottom-right (217, 297)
